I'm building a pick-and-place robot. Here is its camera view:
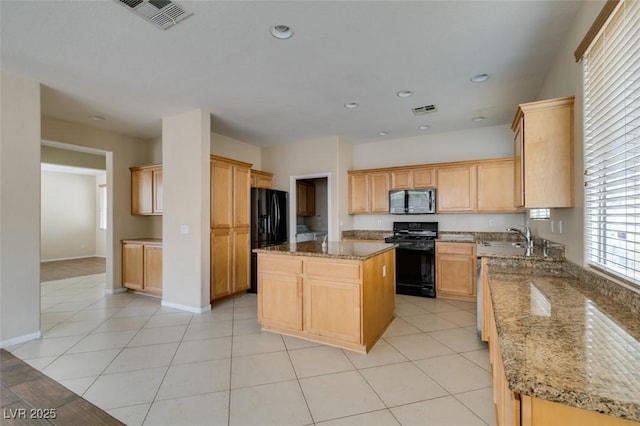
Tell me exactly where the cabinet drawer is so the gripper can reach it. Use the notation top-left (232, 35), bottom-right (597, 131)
top-left (258, 255), bottom-right (303, 275)
top-left (304, 259), bottom-right (361, 282)
top-left (436, 242), bottom-right (475, 255)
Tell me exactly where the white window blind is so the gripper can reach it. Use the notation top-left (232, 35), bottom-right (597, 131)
top-left (584, 0), bottom-right (640, 286)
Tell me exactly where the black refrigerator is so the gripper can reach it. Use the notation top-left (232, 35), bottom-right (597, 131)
top-left (250, 188), bottom-right (288, 292)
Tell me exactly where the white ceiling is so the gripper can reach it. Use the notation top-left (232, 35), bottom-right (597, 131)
top-left (0, 0), bottom-right (581, 146)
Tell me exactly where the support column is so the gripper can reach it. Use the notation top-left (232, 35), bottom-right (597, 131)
top-left (0, 72), bottom-right (42, 346)
top-left (161, 109), bottom-right (211, 312)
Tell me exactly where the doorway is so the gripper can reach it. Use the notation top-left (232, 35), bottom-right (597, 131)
top-left (290, 174), bottom-right (330, 243)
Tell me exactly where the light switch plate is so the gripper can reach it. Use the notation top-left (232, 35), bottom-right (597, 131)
top-left (180, 224), bottom-right (189, 235)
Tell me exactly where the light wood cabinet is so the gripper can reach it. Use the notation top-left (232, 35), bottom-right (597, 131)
top-left (130, 164), bottom-right (163, 215)
top-left (257, 249), bottom-right (395, 353)
top-left (436, 165), bottom-right (476, 212)
top-left (296, 180), bottom-right (316, 216)
top-left (210, 155), bottom-right (251, 302)
top-left (250, 169), bottom-right (273, 189)
top-left (435, 242), bottom-right (476, 301)
top-left (413, 167), bottom-right (435, 188)
top-left (477, 159), bottom-right (521, 212)
top-left (122, 240), bottom-right (162, 296)
top-left (512, 96), bottom-right (574, 208)
top-left (348, 171), bottom-right (390, 214)
top-left (391, 169), bottom-right (413, 189)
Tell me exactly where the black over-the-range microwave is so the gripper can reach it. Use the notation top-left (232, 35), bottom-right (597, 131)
top-left (389, 188), bottom-right (436, 214)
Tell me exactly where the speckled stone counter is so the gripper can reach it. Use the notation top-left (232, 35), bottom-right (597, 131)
top-left (253, 240), bottom-right (396, 260)
top-left (121, 238), bottom-right (162, 244)
top-left (485, 259), bottom-right (640, 422)
top-left (341, 230), bottom-right (392, 241)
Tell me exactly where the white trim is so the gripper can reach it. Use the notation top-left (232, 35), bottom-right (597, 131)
top-left (0, 331), bottom-right (41, 349)
top-left (289, 173), bottom-right (332, 242)
top-left (105, 287), bottom-right (128, 295)
top-left (161, 300), bottom-right (212, 314)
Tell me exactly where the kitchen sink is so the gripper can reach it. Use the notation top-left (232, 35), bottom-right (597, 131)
top-left (478, 241), bottom-right (527, 248)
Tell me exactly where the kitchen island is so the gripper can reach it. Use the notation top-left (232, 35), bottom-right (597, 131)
top-left (253, 240), bottom-right (396, 353)
top-left (482, 257), bottom-right (640, 425)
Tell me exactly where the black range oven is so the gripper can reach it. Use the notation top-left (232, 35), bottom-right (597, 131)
top-left (384, 221), bottom-right (438, 298)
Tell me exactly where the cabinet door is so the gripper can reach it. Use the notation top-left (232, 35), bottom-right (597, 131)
top-left (258, 273), bottom-right (303, 331)
top-left (413, 168), bottom-right (435, 188)
top-left (122, 243), bottom-right (144, 290)
top-left (306, 183), bottom-right (315, 216)
top-left (233, 165), bottom-right (251, 227)
top-left (370, 172), bottom-right (390, 213)
top-left (131, 170), bottom-right (153, 215)
top-left (211, 229), bottom-right (232, 299)
top-left (435, 242), bottom-right (476, 301)
top-left (513, 118), bottom-right (525, 208)
top-left (304, 279), bottom-right (361, 344)
top-left (436, 165), bottom-right (476, 212)
top-left (477, 160), bottom-right (519, 212)
top-left (233, 227), bottom-right (250, 293)
top-left (153, 169), bottom-right (163, 214)
top-left (143, 245), bottom-right (163, 296)
top-left (211, 161), bottom-right (234, 228)
top-left (296, 182), bottom-right (308, 216)
top-left (348, 173), bottom-right (370, 214)
top-left (391, 169), bottom-right (412, 189)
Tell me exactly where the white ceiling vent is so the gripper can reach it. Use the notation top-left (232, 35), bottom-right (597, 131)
top-left (412, 105), bottom-right (437, 115)
top-left (115, 0), bottom-right (192, 30)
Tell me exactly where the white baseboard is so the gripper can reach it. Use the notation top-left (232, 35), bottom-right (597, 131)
top-left (41, 255), bottom-right (104, 262)
top-left (161, 300), bottom-right (212, 314)
top-left (0, 331), bottom-right (41, 349)
top-left (105, 287), bottom-right (128, 295)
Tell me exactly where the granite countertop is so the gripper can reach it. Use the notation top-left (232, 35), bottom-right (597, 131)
top-left (253, 240), bottom-right (396, 260)
top-left (476, 242), bottom-right (564, 261)
top-left (121, 238), bottom-right (162, 244)
top-left (486, 261), bottom-right (640, 422)
top-left (341, 230), bottom-right (393, 241)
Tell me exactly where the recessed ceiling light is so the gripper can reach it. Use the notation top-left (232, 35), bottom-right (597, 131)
top-left (472, 116), bottom-right (486, 122)
top-left (378, 132), bottom-right (389, 136)
top-left (344, 102), bottom-right (359, 109)
top-left (419, 125), bottom-right (430, 130)
top-left (470, 73), bottom-right (490, 83)
top-left (89, 115), bottom-right (105, 121)
top-left (397, 90), bottom-right (413, 98)
top-left (270, 25), bottom-right (293, 39)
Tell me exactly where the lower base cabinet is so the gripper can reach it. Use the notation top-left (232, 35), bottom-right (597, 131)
top-left (436, 242), bottom-right (476, 301)
top-left (481, 259), bottom-right (639, 426)
top-left (122, 240), bottom-right (162, 296)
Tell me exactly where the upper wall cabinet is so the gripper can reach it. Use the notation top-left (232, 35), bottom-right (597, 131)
top-left (512, 96), bottom-right (574, 208)
top-left (250, 169), bottom-right (273, 189)
top-left (476, 159), bottom-right (520, 212)
top-left (436, 164), bottom-right (476, 213)
top-left (296, 181), bottom-right (316, 217)
top-left (348, 171), bottom-right (390, 214)
top-left (130, 164), bottom-right (163, 215)
top-left (390, 167), bottom-right (435, 190)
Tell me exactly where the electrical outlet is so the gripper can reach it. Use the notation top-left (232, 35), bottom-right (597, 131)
top-left (377, 219), bottom-right (382, 226)
top-left (180, 224), bottom-right (189, 234)
top-left (550, 220), bottom-right (554, 233)
top-left (558, 220), bottom-right (563, 234)
top-left (489, 218), bottom-right (495, 228)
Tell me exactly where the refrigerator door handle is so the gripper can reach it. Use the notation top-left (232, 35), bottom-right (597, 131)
top-left (272, 193), bottom-right (279, 237)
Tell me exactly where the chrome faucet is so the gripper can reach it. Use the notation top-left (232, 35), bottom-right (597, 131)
top-left (506, 225), bottom-right (533, 248)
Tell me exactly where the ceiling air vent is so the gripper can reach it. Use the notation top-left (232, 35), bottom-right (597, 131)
top-left (115, 0), bottom-right (192, 30)
top-left (412, 105), bottom-right (437, 116)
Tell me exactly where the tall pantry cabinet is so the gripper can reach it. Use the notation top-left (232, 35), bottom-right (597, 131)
top-left (210, 156), bottom-right (251, 301)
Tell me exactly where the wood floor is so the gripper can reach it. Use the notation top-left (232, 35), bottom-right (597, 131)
top-left (1, 349), bottom-right (123, 425)
top-left (40, 257), bottom-right (106, 282)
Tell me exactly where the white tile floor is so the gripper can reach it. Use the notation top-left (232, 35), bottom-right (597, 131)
top-left (7, 273), bottom-right (495, 426)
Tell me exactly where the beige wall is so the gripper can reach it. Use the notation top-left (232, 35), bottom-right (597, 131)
top-left (0, 72), bottom-right (41, 346)
top-left (41, 171), bottom-right (97, 261)
top-left (262, 136), bottom-right (350, 241)
top-left (211, 132), bottom-right (261, 168)
top-left (162, 109), bottom-right (211, 312)
top-left (41, 145), bottom-right (106, 169)
top-left (531, 0), bottom-right (605, 265)
top-left (42, 117), bottom-right (152, 292)
top-left (352, 124), bottom-right (513, 169)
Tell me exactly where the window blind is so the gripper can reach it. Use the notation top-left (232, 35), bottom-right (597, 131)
top-left (583, 0), bottom-right (640, 286)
